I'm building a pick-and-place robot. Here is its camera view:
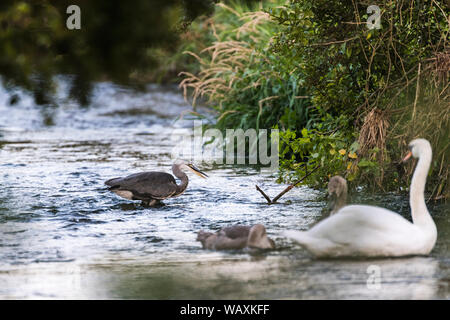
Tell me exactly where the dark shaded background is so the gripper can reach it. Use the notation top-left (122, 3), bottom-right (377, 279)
top-left (0, 0), bottom-right (257, 106)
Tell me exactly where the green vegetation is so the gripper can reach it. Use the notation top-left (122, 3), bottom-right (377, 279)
top-left (180, 0), bottom-right (449, 199)
top-left (180, 1), bottom-right (312, 133)
top-left (270, 0), bottom-right (449, 198)
top-left (0, 0), bottom-right (447, 199)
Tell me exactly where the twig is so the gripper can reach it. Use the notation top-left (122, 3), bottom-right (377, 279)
top-left (272, 165), bottom-right (320, 203)
top-left (255, 165), bottom-right (320, 204)
top-left (412, 62), bottom-right (421, 124)
top-left (255, 185), bottom-right (272, 203)
top-left (310, 36), bottom-right (359, 47)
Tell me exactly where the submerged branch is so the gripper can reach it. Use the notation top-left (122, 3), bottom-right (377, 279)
top-left (256, 165), bottom-right (320, 204)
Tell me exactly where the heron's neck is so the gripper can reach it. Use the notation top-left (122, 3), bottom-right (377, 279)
top-left (410, 151), bottom-right (433, 229)
top-left (172, 164), bottom-right (189, 195)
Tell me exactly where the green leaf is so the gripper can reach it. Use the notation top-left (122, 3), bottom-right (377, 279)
top-left (301, 127), bottom-right (308, 138)
top-left (358, 159), bottom-right (376, 167)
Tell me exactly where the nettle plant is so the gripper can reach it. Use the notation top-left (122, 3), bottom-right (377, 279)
top-left (278, 114), bottom-right (381, 188)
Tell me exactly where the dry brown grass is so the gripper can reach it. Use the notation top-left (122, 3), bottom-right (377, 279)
top-left (356, 2), bottom-right (449, 199)
top-left (178, 40), bottom-right (256, 108)
top-left (356, 49), bottom-right (449, 197)
top-left (358, 108), bottom-right (389, 159)
top-left (392, 43), bottom-right (449, 200)
top-left (389, 73), bottom-right (449, 200)
top-left (429, 50), bottom-right (450, 95)
top-left (178, 3), bottom-right (274, 111)
top-left (357, 108), bottom-right (389, 186)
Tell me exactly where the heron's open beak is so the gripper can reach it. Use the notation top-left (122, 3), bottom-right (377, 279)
top-left (402, 151), bottom-right (412, 163)
top-left (187, 164), bottom-right (208, 179)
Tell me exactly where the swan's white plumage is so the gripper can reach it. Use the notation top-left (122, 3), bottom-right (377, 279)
top-left (283, 139), bottom-right (437, 258)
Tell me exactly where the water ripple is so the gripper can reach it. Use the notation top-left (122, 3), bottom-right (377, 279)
top-left (0, 82), bottom-right (448, 299)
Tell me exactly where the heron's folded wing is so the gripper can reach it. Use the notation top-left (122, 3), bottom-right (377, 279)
top-left (106, 172), bottom-right (178, 199)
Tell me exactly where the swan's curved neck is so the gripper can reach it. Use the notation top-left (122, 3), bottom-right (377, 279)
top-left (172, 164), bottom-right (189, 195)
top-left (410, 150), bottom-right (433, 228)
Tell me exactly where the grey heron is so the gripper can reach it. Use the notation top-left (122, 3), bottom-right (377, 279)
top-left (105, 160), bottom-right (208, 206)
top-left (197, 224), bottom-right (275, 250)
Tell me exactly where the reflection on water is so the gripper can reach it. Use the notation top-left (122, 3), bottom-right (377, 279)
top-left (1, 254), bottom-right (447, 299)
top-left (0, 82), bottom-right (449, 299)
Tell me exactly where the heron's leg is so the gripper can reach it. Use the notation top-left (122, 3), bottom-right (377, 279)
top-left (142, 199), bottom-right (162, 207)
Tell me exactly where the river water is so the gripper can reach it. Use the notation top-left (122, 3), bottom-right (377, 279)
top-left (0, 82), bottom-right (448, 299)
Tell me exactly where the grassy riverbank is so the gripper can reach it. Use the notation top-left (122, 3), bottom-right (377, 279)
top-left (169, 0), bottom-right (449, 199)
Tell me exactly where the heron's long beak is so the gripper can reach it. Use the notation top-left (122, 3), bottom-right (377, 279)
top-left (187, 164), bottom-right (208, 179)
top-left (402, 151), bottom-right (412, 163)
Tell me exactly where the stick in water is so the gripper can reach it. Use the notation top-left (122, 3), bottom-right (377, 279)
top-left (256, 165), bottom-right (320, 204)
top-left (255, 185), bottom-right (272, 203)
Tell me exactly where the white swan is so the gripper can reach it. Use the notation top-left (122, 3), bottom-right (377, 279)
top-left (283, 138), bottom-right (437, 258)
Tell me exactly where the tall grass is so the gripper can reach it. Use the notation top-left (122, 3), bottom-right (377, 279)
top-left (179, 0), bottom-right (312, 132)
top-left (389, 72), bottom-right (449, 200)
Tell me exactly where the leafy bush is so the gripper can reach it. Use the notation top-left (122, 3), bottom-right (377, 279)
top-left (270, 0), bottom-right (448, 197)
top-left (278, 114), bottom-right (382, 188)
top-left (270, 0), bottom-right (447, 117)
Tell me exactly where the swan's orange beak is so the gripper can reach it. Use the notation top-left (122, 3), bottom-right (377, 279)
top-left (402, 151), bottom-right (412, 163)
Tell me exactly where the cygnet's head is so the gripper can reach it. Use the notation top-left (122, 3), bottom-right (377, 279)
top-left (328, 175), bottom-right (347, 198)
top-left (247, 224), bottom-right (275, 249)
top-left (327, 175), bottom-right (347, 215)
